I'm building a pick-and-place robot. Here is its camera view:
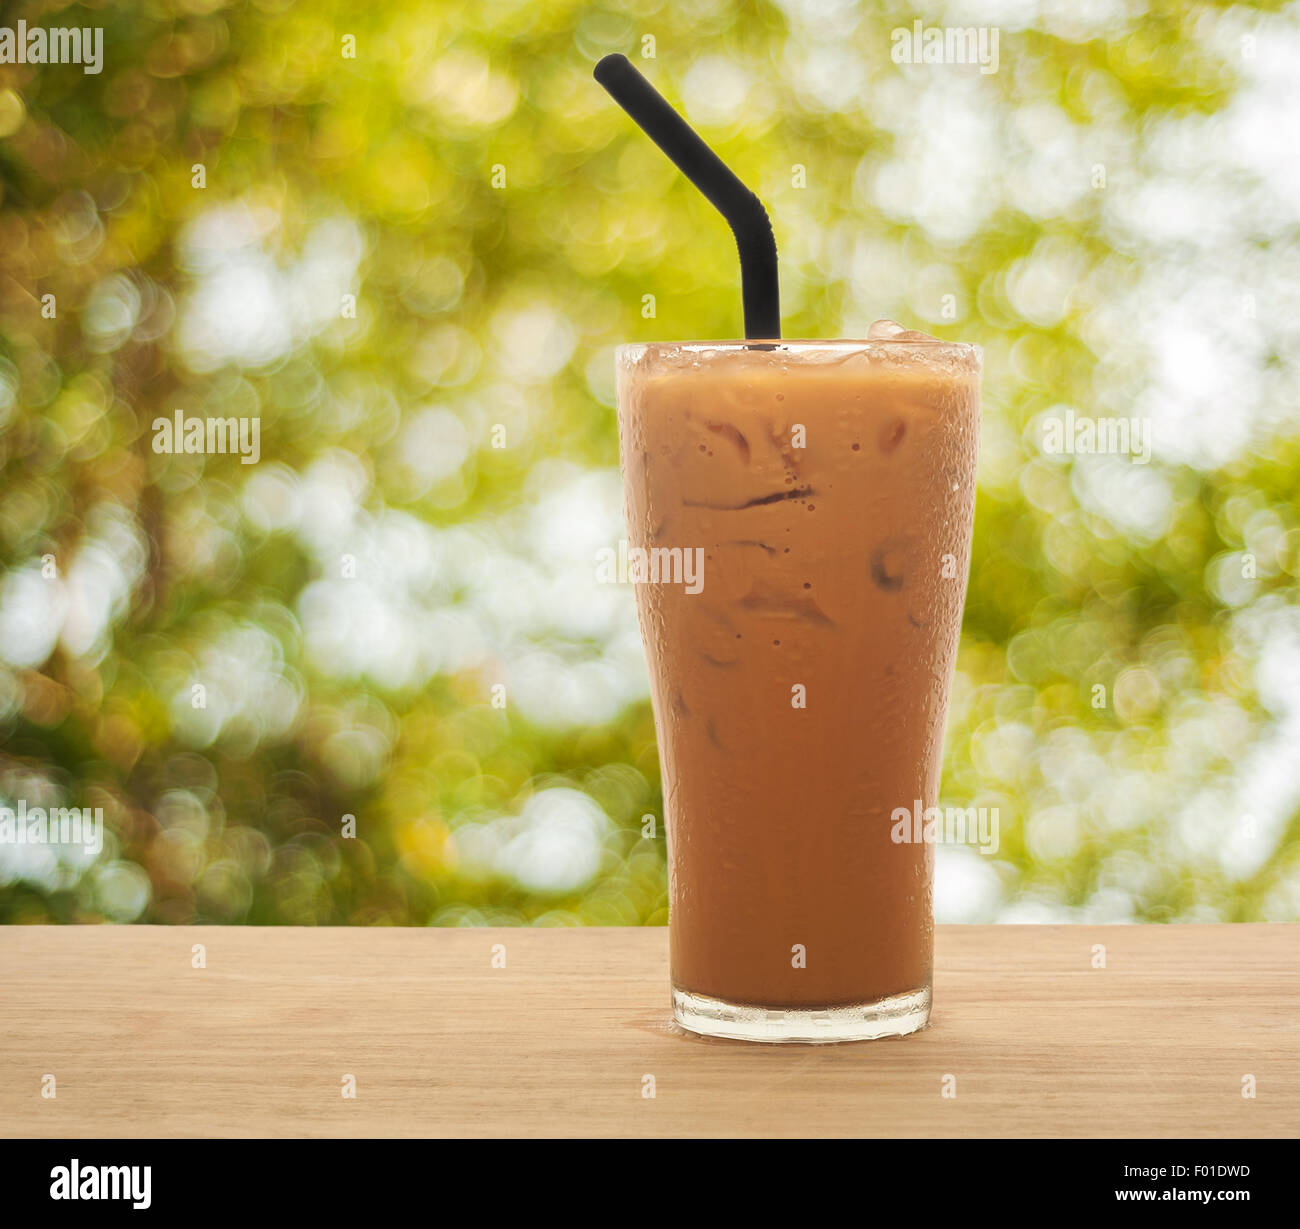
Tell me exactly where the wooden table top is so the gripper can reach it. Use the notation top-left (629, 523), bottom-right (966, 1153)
top-left (1, 924), bottom-right (1296, 1138)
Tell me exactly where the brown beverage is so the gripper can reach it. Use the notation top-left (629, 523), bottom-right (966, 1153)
top-left (618, 332), bottom-right (980, 1042)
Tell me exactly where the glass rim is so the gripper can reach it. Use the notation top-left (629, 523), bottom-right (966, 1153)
top-left (618, 337), bottom-right (981, 360)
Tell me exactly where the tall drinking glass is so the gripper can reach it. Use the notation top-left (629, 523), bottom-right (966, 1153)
top-left (617, 337), bottom-right (981, 1042)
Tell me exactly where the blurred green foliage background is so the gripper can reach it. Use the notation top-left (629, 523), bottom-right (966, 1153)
top-left (1, 0), bottom-right (1298, 925)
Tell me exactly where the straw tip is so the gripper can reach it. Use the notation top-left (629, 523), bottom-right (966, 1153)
top-left (593, 53), bottom-right (630, 85)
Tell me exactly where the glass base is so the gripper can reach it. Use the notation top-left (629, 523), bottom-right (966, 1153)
top-left (672, 985), bottom-right (931, 1044)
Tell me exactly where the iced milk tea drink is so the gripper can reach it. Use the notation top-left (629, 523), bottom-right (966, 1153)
top-left (617, 332), bottom-right (980, 1041)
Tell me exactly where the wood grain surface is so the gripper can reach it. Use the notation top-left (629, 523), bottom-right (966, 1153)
top-left (1, 925), bottom-right (1296, 1138)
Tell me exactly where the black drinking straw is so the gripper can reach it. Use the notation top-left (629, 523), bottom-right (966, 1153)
top-left (594, 53), bottom-right (780, 341)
